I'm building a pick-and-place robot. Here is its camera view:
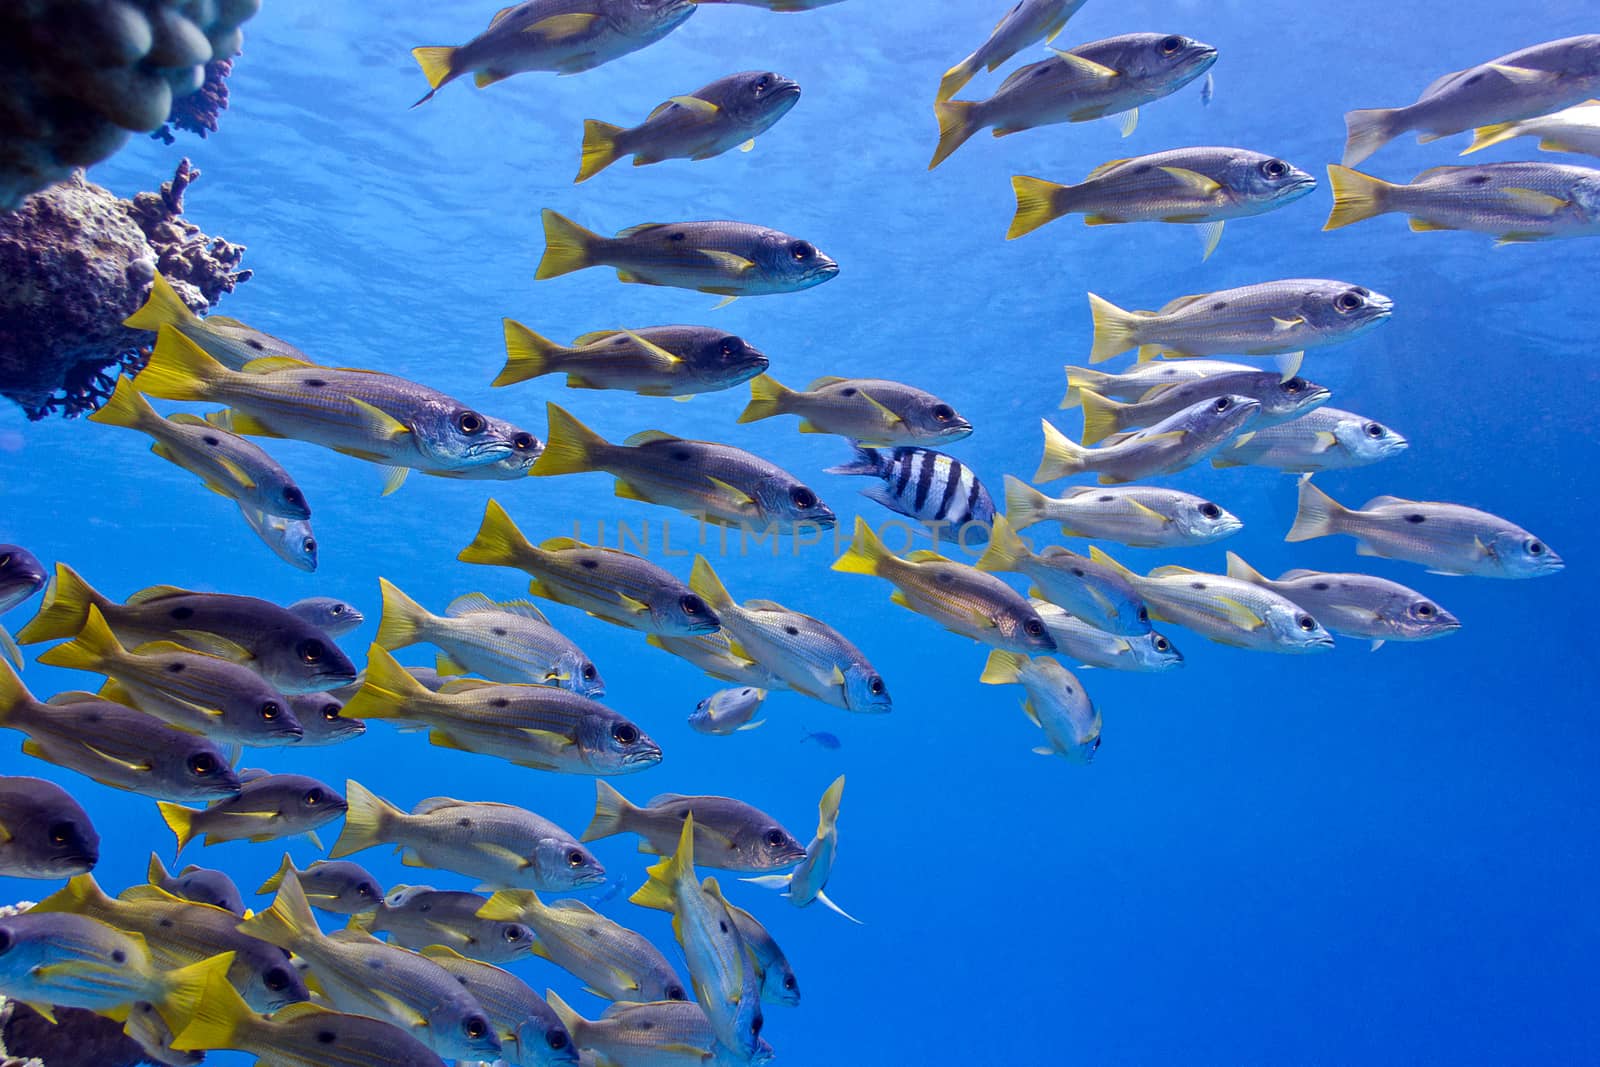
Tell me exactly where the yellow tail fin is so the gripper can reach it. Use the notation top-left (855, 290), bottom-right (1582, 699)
top-left (928, 101), bottom-right (980, 170)
top-left (1078, 388), bottom-right (1128, 445)
top-left (630, 814), bottom-right (694, 914)
top-left (168, 961), bottom-right (256, 1052)
top-left (577, 120), bottom-right (626, 183)
top-left (0, 654), bottom-right (36, 725)
top-left (581, 780), bottom-right (635, 843)
top-left (135, 326), bottom-right (229, 403)
top-left (495, 320), bottom-right (566, 387)
top-left (154, 951), bottom-right (238, 1036)
top-left (978, 648), bottom-right (1026, 686)
top-left (817, 774), bottom-right (845, 834)
top-left (156, 801), bottom-right (198, 854)
top-left (88, 375), bottom-right (161, 432)
top-left (1464, 121), bottom-right (1519, 154)
top-left (411, 46), bottom-right (457, 92)
top-left (936, 53), bottom-right (980, 103)
top-left (1001, 475), bottom-right (1053, 533)
top-left (476, 889), bottom-right (540, 922)
top-left (1060, 366), bottom-right (1113, 410)
top-left (17, 563), bottom-right (106, 645)
top-left (457, 499), bottom-right (535, 569)
top-left (1340, 107), bottom-right (1399, 168)
top-left (1007, 175), bottom-right (1068, 239)
top-left (255, 854), bottom-right (298, 897)
top-left (1032, 419), bottom-right (1089, 483)
top-left (375, 578), bottom-right (433, 651)
top-left (1324, 165), bottom-right (1395, 231)
top-left (532, 402), bottom-right (608, 477)
top-left (536, 210), bottom-right (601, 281)
top-left (328, 780), bottom-right (402, 858)
top-left (737, 374), bottom-right (795, 424)
top-left (974, 514), bottom-right (1029, 574)
top-left (35, 604), bottom-right (125, 673)
top-left (238, 870), bottom-right (321, 951)
top-left (1285, 478), bottom-right (1350, 543)
top-left (1085, 292), bottom-right (1143, 364)
top-left (688, 555), bottom-right (734, 613)
top-left (342, 644), bottom-right (434, 721)
top-left (830, 516), bottom-right (889, 576)
top-left (123, 275), bottom-right (200, 334)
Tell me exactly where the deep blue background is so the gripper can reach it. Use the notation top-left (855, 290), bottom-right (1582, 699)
top-left (2, 1), bottom-right (1597, 1063)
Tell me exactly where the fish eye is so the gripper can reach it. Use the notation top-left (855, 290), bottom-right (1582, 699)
top-left (456, 411), bottom-right (486, 435)
top-left (1024, 618), bottom-right (1044, 636)
top-left (1137, 606), bottom-right (1149, 624)
top-left (566, 849), bottom-right (587, 868)
top-left (868, 675), bottom-right (885, 695)
top-left (321, 703), bottom-right (341, 721)
top-left (302, 538), bottom-right (316, 554)
top-left (464, 1015), bottom-right (488, 1039)
top-left (1154, 636), bottom-right (1170, 651)
top-left (789, 240), bottom-right (815, 262)
top-left (754, 75), bottom-right (770, 92)
top-left (512, 432), bottom-right (539, 453)
top-left (188, 753), bottom-right (218, 775)
top-left (1527, 540), bottom-right (1545, 555)
top-left (263, 966), bottom-right (290, 991)
top-left (1297, 615), bottom-right (1316, 632)
top-left (303, 789), bottom-right (323, 805)
top-left (48, 820), bottom-right (76, 845)
top-left (297, 639), bottom-right (326, 663)
top-left (611, 722), bottom-right (641, 745)
top-left (680, 594), bottom-right (707, 616)
top-left (1334, 291), bottom-right (1364, 312)
top-left (0, 929), bottom-right (11, 955)
top-left (764, 829), bottom-right (788, 848)
top-left (503, 925), bottom-right (526, 942)
top-left (931, 404), bottom-right (955, 422)
top-left (1282, 377), bottom-right (1305, 393)
top-left (1159, 34), bottom-right (1185, 54)
top-left (330, 604), bottom-right (345, 615)
top-left (547, 1031), bottom-right (569, 1050)
top-left (1364, 422), bottom-right (1385, 438)
top-left (260, 701), bottom-right (282, 721)
top-left (752, 1013), bottom-right (764, 1037)
top-left (283, 488), bottom-right (304, 506)
top-left (582, 664), bottom-right (597, 680)
top-left (0, 555), bottom-right (9, 568)
top-left (1199, 502), bottom-right (1222, 519)
top-left (1212, 397), bottom-right (1231, 412)
top-left (783, 974), bottom-right (798, 991)
top-left (356, 883), bottom-right (374, 897)
top-left (1261, 158), bottom-right (1290, 179)
top-left (789, 487), bottom-right (818, 510)
top-left (719, 338), bottom-right (742, 358)
top-left (1415, 603), bottom-right (1436, 617)
top-left (666, 984), bottom-right (687, 1001)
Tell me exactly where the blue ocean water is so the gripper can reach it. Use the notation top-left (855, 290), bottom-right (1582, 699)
top-left (3, 1), bottom-right (1598, 1063)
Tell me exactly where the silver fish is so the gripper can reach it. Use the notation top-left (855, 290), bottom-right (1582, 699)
top-left (147, 854), bottom-right (243, 914)
top-left (741, 776), bottom-right (855, 922)
top-left (1223, 555), bottom-right (1462, 649)
top-left (725, 900), bottom-right (800, 1007)
top-left (417, 946), bottom-right (578, 1066)
top-left (156, 772), bottom-right (346, 853)
top-left (0, 775), bottom-right (98, 878)
top-left (647, 630), bottom-right (787, 689)
top-left (578, 71), bottom-right (801, 181)
top-left (1286, 480), bottom-right (1563, 578)
top-left (976, 516), bottom-right (1150, 636)
top-left (550, 994), bottom-right (774, 1067)
top-left (257, 857), bottom-right (382, 915)
top-left (1327, 160), bottom-right (1600, 241)
top-left (239, 504), bottom-right (317, 573)
top-left (285, 596), bottom-right (364, 637)
top-left (688, 686), bottom-right (768, 735)
top-left (359, 886), bottom-right (536, 965)
top-left (979, 651), bottom-right (1102, 761)
top-left (1078, 371), bottom-right (1331, 445)
top-left (826, 445), bottom-right (996, 542)
top-left (1060, 359), bottom-right (1256, 407)
top-left (1004, 476), bottom-right (1243, 547)
top-left (1465, 98), bottom-right (1600, 157)
top-left (122, 274), bottom-right (313, 371)
top-left (496, 322), bottom-right (768, 396)
top-left (937, 0), bottom-right (1088, 102)
top-left (1034, 395), bottom-right (1260, 484)
top-left (738, 374), bottom-right (972, 447)
top-left (1032, 600), bottom-right (1184, 672)
top-left (1211, 406), bottom-right (1408, 472)
top-left (583, 781), bottom-right (807, 873)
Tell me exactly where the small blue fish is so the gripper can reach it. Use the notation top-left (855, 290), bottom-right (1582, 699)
top-left (801, 728), bottom-right (841, 750)
top-left (1201, 71), bottom-right (1214, 107)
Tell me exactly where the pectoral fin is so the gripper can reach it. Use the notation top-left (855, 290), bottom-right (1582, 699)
top-left (347, 397), bottom-right (410, 440)
top-left (526, 12), bottom-right (599, 40)
top-left (667, 95), bottom-right (719, 114)
top-left (1500, 187), bottom-right (1569, 215)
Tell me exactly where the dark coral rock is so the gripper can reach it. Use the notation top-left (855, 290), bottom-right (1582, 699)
top-left (0, 159), bottom-right (249, 419)
top-left (0, 1002), bottom-right (147, 1067)
top-left (154, 57), bottom-right (233, 145)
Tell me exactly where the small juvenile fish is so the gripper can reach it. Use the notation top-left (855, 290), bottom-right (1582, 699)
top-left (0, 775), bottom-right (98, 878)
top-left (1009, 147), bottom-right (1317, 257)
top-left (496, 322), bottom-right (769, 396)
top-left (1078, 372), bottom-right (1330, 444)
top-left (1466, 99), bottom-right (1600, 157)
top-left (1211, 407), bottom-right (1408, 472)
top-left (1201, 71), bottom-right (1214, 106)
top-left (1325, 161), bottom-right (1600, 241)
top-left (1034, 395), bottom-right (1259, 485)
top-left (286, 596), bottom-right (363, 636)
top-left (938, 0), bottom-right (1088, 102)
top-left (19, 564), bottom-right (356, 694)
top-left (287, 692), bottom-right (366, 746)
top-left (535, 403), bottom-right (835, 531)
top-left (1286, 480), bottom-right (1563, 578)
top-left (648, 630), bottom-right (787, 689)
top-left (1004, 476), bottom-right (1243, 547)
top-left (739, 373), bottom-right (972, 446)
top-left (832, 517), bottom-right (1056, 653)
top-left (477, 889), bottom-right (688, 1003)
top-left (343, 646), bottom-right (661, 775)
top-left (980, 651), bottom-right (1102, 761)
top-left (239, 504), bottom-right (317, 572)
top-left (257, 856), bottom-right (382, 915)
top-left (358, 886), bottom-right (536, 965)
top-left (241, 873), bottom-right (502, 1061)
top-left (689, 686), bottom-right (768, 734)
top-left (0, 660), bottom-right (240, 800)
top-left (1059, 359), bottom-right (1256, 407)
top-left (148, 854), bottom-right (244, 914)
top-left (742, 776), bottom-right (856, 923)
top-left (583, 781), bottom-right (807, 873)
top-left (800, 729), bottom-right (841, 749)
top-left (1090, 548), bottom-right (1335, 653)
top-left (826, 445), bottom-right (996, 541)
top-left (411, 0), bottom-right (697, 105)
top-left (123, 274), bottom-right (313, 371)
top-left (1032, 600), bottom-right (1184, 672)
top-left (331, 781), bottom-right (605, 892)
top-left (1343, 35), bottom-right (1600, 166)
top-left (549, 994), bottom-right (774, 1067)
top-left (419, 948), bottom-right (578, 1067)
top-left (378, 578), bottom-right (604, 696)
top-left (458, 500), bottom-right (720, 636)
top-left (578, 71), bottom-right (801, 181)
top-left (1082, 279), bottom-right (1393, 365)
top-left (1224, 554), bottom-right (1462, 650)
top-left (537, 212), bottom-right (839, 301)
top-left (157, 772), bottom-right (347, 853)
top-left (36, 607), bottom-right (305, 747)
top-left (932, 33), bottom-right (1218, 168)
top-left (690, 556), bottom-right (890, 714)
top-left (725, 900), bottom-right (800, 1006)
top-left (977, 516), bottom-right (1149, 635)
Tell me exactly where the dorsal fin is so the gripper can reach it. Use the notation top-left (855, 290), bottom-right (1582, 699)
top-left (624, 430), bottom-right (682, 447)
top-left (125, 585), bottom-right (189, 605)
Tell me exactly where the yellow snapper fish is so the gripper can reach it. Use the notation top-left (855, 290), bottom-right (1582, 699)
top-left (495, 321), bottom-right (769, 396)
top-left (1077, 371), bottom-right (1330, 445)
top-left (1286, 480), bottom-right (1563, 578)
top-left (351, 886), bottom-right (536, 965)
top-left (156, 771), bottom-right (346, 854)
top-left (547, 993), bottom-right (775, 1067)
top-left (578, 71), bottom-right (801, 181)
top-left (1342, 35), bottom-right (1600, 166)
top-left (534, 403), bottom-right (835, 531)
top-left (238, 504), bottom-right (318, 573)
top-left (979, 650), bottom-right (1102, 762)
top-left (536, 212), bottom-right (838, 304)
top-left (696, 0), bottom-right (843, 9)
top-left (743, 776), bottom-right (857, 923)
top-left (411, 0), bottom-right (697, 106)
top-left (1003, 476), bottom-right (1244, 548)
top-left (239, 872), bottom-right (502, 1061)
top-left (1211, 406), bottom-right (1408, 472)
top-left (341, 646), bottom-right (661, 775)
top-left (1031, 599), bottom-right (1185, 673)
top-left (724, 899), bottom-right (800, 1006)
top-left (0, 774), bottom-right (97, 879)
top-left (975, 515), bottom-right (1150, 636)
top-left (134, 327), bottom-right (542, 493)
top-left (688, 685), bottom-right (769, 734)
top-left (145, 854), bottom-right (244, 915)
top-left (477, 889), bottom-right (688, 1003)
top-left (1058, 358), bottom-right (1256, 408)
top-left (629, 817), bottom-right (765, 1060)
top-left (647, 630), bottom-right (788, 690)
top-left (1325, 161), bottom-right (1600, 242)
top-left (832, 518), bottom-right (1055, 652)
top-left (1033, 395), bottom-right (1259, 485)
top-left (415, 946), bottom-right (578, 1067)
top-left (1089, 548), bottom-right (1335, 654)
top-left (458, 500), bottom-right (720, 636)
top-left (737, 373), bottom-right (973, 446)
top-left (123, 274), bottom-right (312, 370)
top-left (689, 556), bottom-right (891, 713)
top-left (1465, 98), bottom-right (1600, 157)
top-left (1009, 147), bottom-right (1317, 258)
top-left (937, 0), bottom-right (1088, 102)
top-left (1223, 554), bottom-right (1462, 651)
top-left (256, 856), bottom-right (383, 916)
top-left (583, 781), bottom-right (807, 873)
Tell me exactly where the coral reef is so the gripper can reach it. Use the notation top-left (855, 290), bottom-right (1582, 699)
top-left (0, 160), bottom-right (250, 419)
top-left (153, 58), bottom-right (234, 145)
top-left (0, 1004), bottom-right (148, 1067)
top-left (0, 0), bottom-right (262, 210)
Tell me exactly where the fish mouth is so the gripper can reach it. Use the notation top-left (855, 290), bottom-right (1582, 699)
top-left (571, 869), bottom-right (609, 889)
top-left (1275, 174), bottom-right (1318, 201)
top-left (622, 742), bottom-right (664, 767)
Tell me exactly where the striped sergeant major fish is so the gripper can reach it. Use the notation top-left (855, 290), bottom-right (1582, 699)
top-left (825, 445), bottom-right (995, 542)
